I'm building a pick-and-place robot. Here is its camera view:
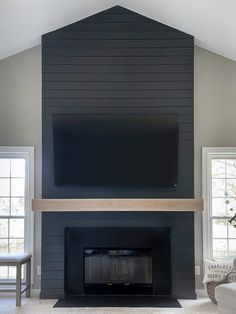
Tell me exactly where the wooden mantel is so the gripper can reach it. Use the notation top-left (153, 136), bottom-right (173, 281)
top-left (32, 198), bottom-right (204, 212)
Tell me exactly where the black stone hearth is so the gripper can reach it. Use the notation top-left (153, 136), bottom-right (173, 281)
top-left (54, 295), bottom-right (181, 308)
top-left (65, 227), bottom-right (171, 297)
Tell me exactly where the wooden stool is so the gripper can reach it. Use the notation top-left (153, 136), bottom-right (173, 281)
top-left (0, 253), bottom-right (32, 306)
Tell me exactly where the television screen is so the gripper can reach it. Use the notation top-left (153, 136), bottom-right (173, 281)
top-left (53, 114), bottom-right (178, 187)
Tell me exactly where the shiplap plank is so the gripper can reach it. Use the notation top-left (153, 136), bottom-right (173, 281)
top-left (43, 89), bottom-right (193, 99)
top-left (43, 64), bottom-right (192, 73)
top-left (43, 47), bottom-right (193, 56)
top-left (42, 98), bottom-right (193, 108)
top-left (44, 30), bottom-right (190, 40)
top-left (43, 55), bottom-right (193, 65)
top-left (43, 72), bottom-right (193, 81)
top-left (43, 39), bottom-right (192, 48)
top-left (43, 81), bottom-right (193, 90)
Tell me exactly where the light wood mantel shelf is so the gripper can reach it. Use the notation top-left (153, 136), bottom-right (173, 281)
top-left (32, 198), bottom-right (204, 212)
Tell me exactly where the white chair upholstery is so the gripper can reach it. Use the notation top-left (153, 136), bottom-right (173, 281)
top-left (0, 253), bottom-right (31, 264)
top-left (215, 282), bottom-right (236, 314)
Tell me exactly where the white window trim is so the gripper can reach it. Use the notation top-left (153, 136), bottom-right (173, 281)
top-left (202, 147), bottom-right (236, 261)
top-left (0, 146), bottom-right (34, 281)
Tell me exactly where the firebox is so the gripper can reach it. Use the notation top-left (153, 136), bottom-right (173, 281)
top-left (84, 248), bottom-right (153, 294)
top-left (65, 227), bottom-right (171, 296)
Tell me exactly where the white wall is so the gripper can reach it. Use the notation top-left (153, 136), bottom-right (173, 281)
top-left (194, 46), bottom-right (236, 287)
top-left (0, 46), bottom-right (42, 288)
top-left (0, 45), bottom-right (236, 289)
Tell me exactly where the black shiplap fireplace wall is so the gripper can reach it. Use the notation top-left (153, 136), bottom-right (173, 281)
top-left (42, 5), bottom-right (193, 199)
top-left (41, 6), bottom-right (195, 299)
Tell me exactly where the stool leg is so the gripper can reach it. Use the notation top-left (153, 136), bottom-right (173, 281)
top-left (26, 259), bottom-right (31, 298)
top-left (16, 264), bottom-right (21, 306)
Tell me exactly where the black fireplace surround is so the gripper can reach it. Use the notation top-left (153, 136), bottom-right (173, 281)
top-left (65, 227), bottom-right (171, 296)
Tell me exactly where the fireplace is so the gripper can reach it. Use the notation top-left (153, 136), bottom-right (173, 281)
top-left (65, 227), bottom-right (171, 296)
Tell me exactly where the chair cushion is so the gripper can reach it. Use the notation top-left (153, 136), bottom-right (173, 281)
top-left (215, 283), bottom-right (236, 308)
top-left (0, 253), bottom-right (31, 264)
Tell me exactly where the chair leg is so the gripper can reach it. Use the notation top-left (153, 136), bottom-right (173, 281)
top-left (26, 259), bottom-right (31, 298)
top-left (16, 264), bottom-right (21, 306)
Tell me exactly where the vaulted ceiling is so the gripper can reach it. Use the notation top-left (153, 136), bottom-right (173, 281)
top-left (0, 0), bottom-right (235, 61)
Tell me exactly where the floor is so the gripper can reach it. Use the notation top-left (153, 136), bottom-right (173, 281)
top-left (0, 296), bottom-right (217, 314)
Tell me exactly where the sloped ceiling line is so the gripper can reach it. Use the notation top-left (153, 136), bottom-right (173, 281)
top-left (0, 0), bottom-right (235, 61)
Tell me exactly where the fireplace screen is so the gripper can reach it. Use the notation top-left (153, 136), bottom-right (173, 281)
top-left (84, 248), bottom-right (152, 294)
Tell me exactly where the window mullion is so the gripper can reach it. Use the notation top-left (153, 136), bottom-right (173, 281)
top-left (0, 147), bottom-right (34, 283)
top-left (211, 154), bottom-right (236, 260)
top-left (7, 159), bottom-right (11, 278)
top-left (0, 156), bottom-right (27, 279)
top-left (209, 160), bottom-right (213, 260)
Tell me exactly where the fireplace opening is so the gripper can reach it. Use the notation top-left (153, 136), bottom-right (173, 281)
top-left (84, 248), bottom-right (153, 294)
top-left (65, 227), bottom-right (171, 296)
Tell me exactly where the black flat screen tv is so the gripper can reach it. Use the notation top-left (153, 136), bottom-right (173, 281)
top-left (53, 114), bottom-right (178, 187)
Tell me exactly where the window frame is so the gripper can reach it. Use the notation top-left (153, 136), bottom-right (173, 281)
top-left (0, 146), bottom-right (34, 281)
top-left (202, 147), bottom-right (236, 261)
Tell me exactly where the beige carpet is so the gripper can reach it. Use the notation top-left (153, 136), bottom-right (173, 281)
top-left (0, 297), bottom-right (217, 314)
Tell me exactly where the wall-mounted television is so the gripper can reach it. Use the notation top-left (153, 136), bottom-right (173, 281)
top-left (53, 114), bottom-right (178, 187)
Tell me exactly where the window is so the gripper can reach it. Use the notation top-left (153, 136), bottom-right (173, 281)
top-left (0, 147), bottom-right (34, 280)
top-left (202, 147), bottom-right (236, 261)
